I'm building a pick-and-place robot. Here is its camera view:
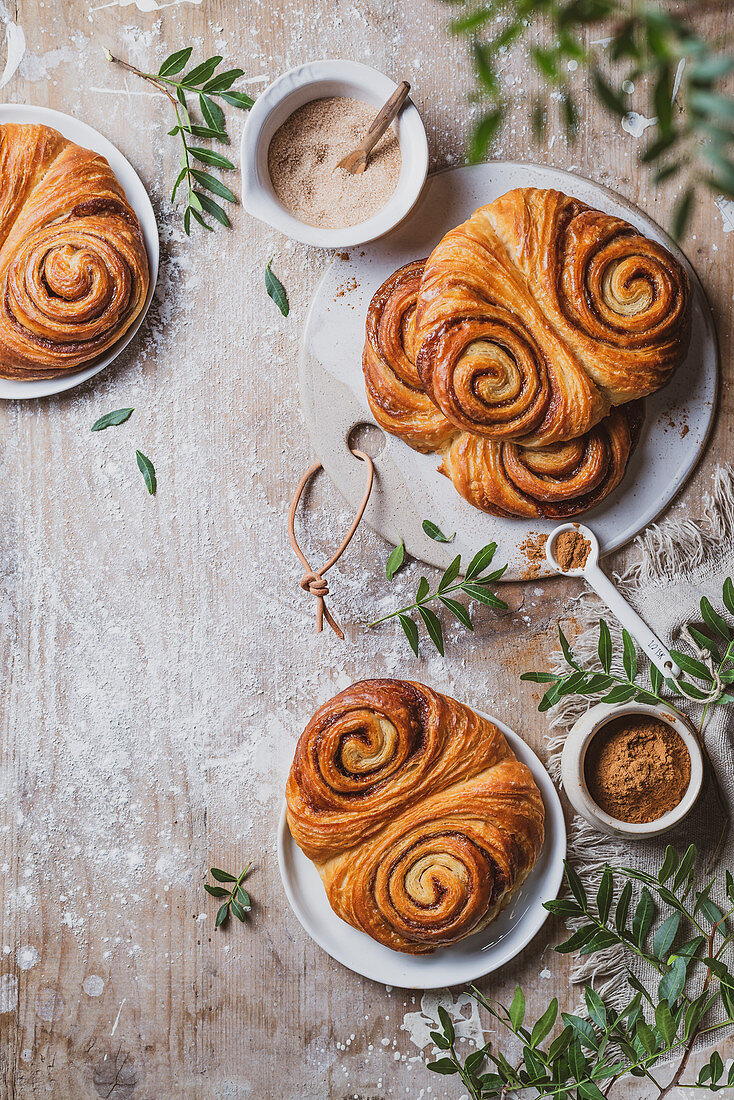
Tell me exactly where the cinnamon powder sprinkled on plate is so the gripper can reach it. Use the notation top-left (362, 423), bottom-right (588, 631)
top-left (267, 97), bottom-right (401, 229)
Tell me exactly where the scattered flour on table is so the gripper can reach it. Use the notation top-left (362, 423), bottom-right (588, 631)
top-left (16, 945), bottom-right (40, 970)
top-left (82, 974), bottom-right (105, 996)
top-left (402, 990), bottom-right (486, 1051)
top-left (0, 973), bottom-right (18, 1013)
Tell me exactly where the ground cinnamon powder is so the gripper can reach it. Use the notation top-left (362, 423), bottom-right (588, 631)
top-left (584, 715), bottom-right (691, 823)
top-left (555, 529), bottom-right (591, 571)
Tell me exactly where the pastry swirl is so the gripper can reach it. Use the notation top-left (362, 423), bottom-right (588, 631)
top-left (0, 123), bottom-right (150, 380)
top-left (414, 187), bottom-right (689, 446)
top-left (362, 260), bottom-right (643, 519)
top-left (286, 679), bottom-right (544, 954)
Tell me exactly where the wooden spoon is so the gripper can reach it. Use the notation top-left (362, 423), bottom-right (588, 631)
top-left (337, 81), bottom-right (411, 175)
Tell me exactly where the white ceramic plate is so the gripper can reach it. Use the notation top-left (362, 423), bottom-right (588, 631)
top-left (0, 104), bottom-right (159, 400)
top-left (299, 163), bottom-right (718, 581)
top-left (278, 714), bottom-right (566, 988)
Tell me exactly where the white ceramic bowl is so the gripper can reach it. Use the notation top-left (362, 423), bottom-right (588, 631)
top-left (240, 59), bottom-right (428, 248)
top-left (561, 702), bottom-right (703, 839)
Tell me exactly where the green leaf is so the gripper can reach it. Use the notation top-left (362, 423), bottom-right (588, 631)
top-left (636, 1019), bottom-right (658, 1055)
top-left (596, 869), bottom-right (613, 923)
top-left (416, 577), bottom-right (430, 603)
top-left (422, 520), bottom-right (455, 543)
top-left (658, 955), bottom-right (686, 1004)
top-left (236, 886), bottom-right (251, 910)
top-left (135, 450), bottom-right (156, 495)
top-left (615, 880), bottom-right (633, 933)
top-left (204, 884), bottom-right (229, 897)
top-left (689, 90), bottom-right (734, 122)
top-left (417, 605), bottom-right (444, 656)
top-left (723, 577), bottom-right (734, 616)
top-left (584, 987), bottom-right (607, 1030)
top-left (210, 867), bottom-right (237, 883)
top-left (438, 555), bottom-right (462, 592)
top-left (199, 92), bottom-right (226, 133)
top-left (437, 1005), bottom-right (455, 1043)
top-left (188, 147), bottom-right (236, 169)
top-left (561, 1013), bottom-right (599, 1050)
top-left (690, 55), bottom-right (734, 83)
top-left (538, 680), bottom-right (565, 712)
top-left (672, 844), bottom-right (696, 891)
top-left (653, 911), bottom-right (681, 958)
top-left (426, 1058), bottom-right (457, 1075)
top-left (597, 618), bottom-right (612, 673)
top-left (220, 90), bottom-right (255, 109)
top-left (398, 614), bottom-right (419, 657)
top-left (181, 55), bottom-right (223, 86)
top-left (215, 901), bottom-right (230, 927)
top-left (621, 629), bottom-right (637, 681)
top-left (468, 108), bottom-right (504, 163)
top-left (386, 540), bottom-right (404, 580)
top-left (655, 1000), bottom-right (676, 1047)
top-left (578, 929), bottom-right (619, 955)
top-left (182, 123), bottom-right (229, 141)
top-left (650, 663), bottom-right (663, 694)
top-left (195, 191), bottom-right (231, 227)
top-left (190, 169), bottom-right (237, 204)
top-left (584, 673), bottom-right (614, 694)
top-left (687, 625), bottom-right (720, 659)
top-left (631, 887), bottom-right (655, 948)
top-left (439, 597), bottom-right (473, 630)
top-left (684, 992), bottom-right (709, 1038)
top-left (672, 187), bottom-right (694, 240)
top-left (701, 595), bottom-right (732, 642)
top-left (462, 583), bottom-right (505, 608)
top-left (159, 46), bottom-right (193, 77)
top-left (578, 1082), bottom-right (606, 1100)
top-left (601, 684), bottom-right (637, 704)
top-left (91, 407), bottom-right (134, 431)
top-left (429, 1031), bottom-right (450, 1050)
top-left (230, 898), bottom-right (246, 921)
top-left (265, 258), bottom-right (289, 316)
top-left (592, 68), bottom-right (627, 116)
top-left (520, 671), bottom-right (560, 684)
top-left (509, 986), bottom-right (525, 1030)
top-left (558, 625), bottom-right (580, 669)
top-left (202, 68), bottom-right (245, 93)
top-left (183, 206), bottom-right (191, 236)
top-left (555, 926), bottom-right (596, 954)
top-left (171, 166), bottom-right (187, 203)
top-left (544, 898), bottom-right (582, 917)
top-left (465, 542), bottom-right (497, 578)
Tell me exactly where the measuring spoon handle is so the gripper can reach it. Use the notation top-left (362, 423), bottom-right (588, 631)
top-left (584, 563), bottom-right (681, 680)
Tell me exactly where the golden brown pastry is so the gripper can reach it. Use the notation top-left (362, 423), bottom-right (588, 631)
top-left (0, 123), bottom-right (150, 380)
top-left (286, 679), bottom-right (545, 954)
top-left (363, 260), bottom-right (643, 519)
top-left (414, 187), bottom-right (689, 447)
top-left (441, 403), bottom-right (643, 519)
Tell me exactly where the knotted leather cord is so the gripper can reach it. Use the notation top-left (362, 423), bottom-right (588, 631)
top-left (288, 449), bottom-right (375, 640)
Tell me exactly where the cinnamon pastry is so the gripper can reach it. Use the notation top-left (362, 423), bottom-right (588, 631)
top-left (414, 187), bottom-right (689, 447)
top-left (0, 123), bottom-right (150, 380)
top-left (363, 260), bottom-right (643, 519)
top-left (286, 679), bottom-right (544, 954)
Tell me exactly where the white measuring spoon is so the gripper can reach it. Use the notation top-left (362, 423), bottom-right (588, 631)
top-left (545, 523), bottom-right (681, 680)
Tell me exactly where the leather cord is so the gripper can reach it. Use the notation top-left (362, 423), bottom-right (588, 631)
top-left (288, 449), bottom-right (375, 639)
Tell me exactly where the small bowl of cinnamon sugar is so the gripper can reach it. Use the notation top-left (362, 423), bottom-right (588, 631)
top-left (561, 702), bottom-right (703, 839)
top-left (240, 59), bottom-right (428, 248)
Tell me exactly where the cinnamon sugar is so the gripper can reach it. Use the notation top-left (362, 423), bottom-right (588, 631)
top-left (520, 532), bottom-right (548, 580)
top-left (267, 97), bottom-right (401, 229)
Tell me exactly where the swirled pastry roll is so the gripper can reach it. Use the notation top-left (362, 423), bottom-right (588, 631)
top-left (363, 259), bottom-right (456, 452)
top-left (286, 679), bottom-right (544, 954)
top-left (414, 187), bottom-right (689, 446)
top-left (440, 403), bottom-right (643, 519)
top-left (0, 123), bottom-right (150, 380)
top-left (362, 260), bottom-right (642, 519)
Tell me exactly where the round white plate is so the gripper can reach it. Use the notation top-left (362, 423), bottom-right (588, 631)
top-left (0, 104), bottom-right (159, 400)
top-left (278, 714), bottom-right (566, 988)
top-left (299, 162), bottom-right (718, 581)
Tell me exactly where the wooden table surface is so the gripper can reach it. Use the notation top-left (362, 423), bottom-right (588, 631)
top-left (0, 1), bottom-right (732, 1097)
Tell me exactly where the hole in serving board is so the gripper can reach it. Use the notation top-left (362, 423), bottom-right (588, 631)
top-left (347, 422), bottom-right (385, 459)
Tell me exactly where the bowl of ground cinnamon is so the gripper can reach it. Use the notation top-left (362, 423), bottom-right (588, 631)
top-left (240, 59), bottom-right (428, 248)
top-left (561, 702), bottom-right (703, 838)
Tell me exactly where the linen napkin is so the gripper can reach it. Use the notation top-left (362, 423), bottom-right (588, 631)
top-left (547, 465), bottom-right (734, 1009)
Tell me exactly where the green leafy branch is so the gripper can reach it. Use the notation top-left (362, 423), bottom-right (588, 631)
top-left (205, 862), bottom-right (253, 927)
top-left (369, 522), bottom-right (507, 656)
top-left (441, 0), bottom-right (734, 237)
top-left (522, 575), bottom-right (734, 866)
top-left (105, 47), bottom-right (253, 233)
top-left (426, 847), bottom-right (734, 1097)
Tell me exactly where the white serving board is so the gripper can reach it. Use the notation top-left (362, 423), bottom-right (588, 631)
top-left (278, 715), bottom-right (566, 989)
top-left (0, 104), bottom-right (159, 400)
top-left (299, 163), bottom-right (718, 581)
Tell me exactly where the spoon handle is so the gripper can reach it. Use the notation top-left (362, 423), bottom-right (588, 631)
top-left (584, 563), bottom-right (681, 680)
top-left (362, 81), bottom-right (411, 155)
